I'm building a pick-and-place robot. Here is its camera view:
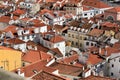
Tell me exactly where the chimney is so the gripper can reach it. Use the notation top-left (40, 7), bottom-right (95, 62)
top-left (104, 46), bottom-right (107, 56)
top-left (99, 47), bottom-right (101, 54)
top-left (17, 69), bottom-right (21, 75)
top-left (10, 13), bottom-right (13, 19)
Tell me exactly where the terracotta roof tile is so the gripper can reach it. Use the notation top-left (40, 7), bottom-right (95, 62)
top-left (83, 0), bottom-right (110, 8)
top-left (49, 35), bottom-right (65, 43)
top-left (50, 48), bottom-right (63, 57)
top-left (88, 29), bottom-right (104, 37)
top-left (22, 50), bottom-right (52, 63)
top-left (32, 70), bottom-right (66, 80)
top-left (22, 60), bottom-right (46, 77)
top-left (0, 16), bottom-right (11, 23)
top-left (101, 22), bottom-right (118, 28)
top-left (3, 25), bottom-right (18, 33)
top-left (87, 53), bottom-right (103, 65)
top-left (59, 54), bottom-right (79, 64)
top-left (79, 75), bottom-right (115, 80)
top-left (50, 62), bottom-right (83, 76)
top-left (37, 44), bottom-right (49, 53)
top-left (6, 38), bottom-right (25, 44)
top-left (105, 7), bottom-right (120, 13)
top-left (13, 9), bottom-right (26, 15)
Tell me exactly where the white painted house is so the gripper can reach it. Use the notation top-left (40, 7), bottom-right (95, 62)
top-left (39, 33), bottom-right (65, 57)
top-left (5, 38), bottom-right (26, 52)
top-left (107, 53), bottom-right (120, 80)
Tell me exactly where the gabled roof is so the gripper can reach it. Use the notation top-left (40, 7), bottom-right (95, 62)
top-left (12, 9), bottom-right (26, 16)
top-left (6, 38), bottom-right (25, 44)
top-left (43, 32), bottom-right (65, 43)
top-left (101, 22), bottom-right (118, 28)
top-left (105, 7), bottom-right (120, 13)
top-left (79, 75), bottom-right (115, 80)
top-left (88, 29), bottom-right (104, 37)
top-left (59, 54), bottom-right (79, 64)
top-left (87, 53), bottom-right (103, 65)
top-left (82, 0), bottom-right (110, 9)
top-left (22, 50), bottom-right (52, 63)
top-left (50, 48), bottom-right (63, 57)
top-left (50, 62), bottom-right (83, 76)
top-left (32, 70), bottom-right (66, 80)
top-left (3, 25), bottom-right (18, 33)
top-left (49, 35), bottom-right (65, 43)
top-left (0, 16), bottom-right (10, 23)
top-left (37, 44), bottom-right (50, 53)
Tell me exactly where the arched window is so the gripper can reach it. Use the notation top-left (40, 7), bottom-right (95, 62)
top-left (107, 16), bottom-right (114, 21)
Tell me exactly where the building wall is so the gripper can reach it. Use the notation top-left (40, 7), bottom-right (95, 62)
top-left (104, 11), bottom-right (116, 21)
top-left (108, 53), bottom-right (120, 80)
top-left (13, 43), bottom-right (26, 52)
top-left (34, 26), bottom-right (47, 33)
top-left (67, 29), bottom-right (89, 50)
top-left (0, 50), bottom-right (21, 71)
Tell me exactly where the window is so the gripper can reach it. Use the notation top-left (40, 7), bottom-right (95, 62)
top-left (27, 36), bottom-right (29, 39)
top-left (84, 13), bottom-right (87, 16)
top-left (22, 63), bottom-right (25, 67)
top-left (91, 43), bottom-right (93, 46)
top-left (112, 64), bottom-right (114, 67)
top-left (100, 64), bottom-right (103, 68)
top-left (0, 66), bottom-right (3, 69)
top-left (96, 11), bottom-right (98, 14)
top-left (79, 36), bottom-right (82, 40)
top-left (86, 42), bottom-right (89, 46)
top-left (72, 41), bottom-right (74, 45)
top-left (68, 34), bottom-right (71, 37)
top-left (57, 44), bottom-right (59, 46)
top-left (72, 35), bottom-right (74, 38)
top-left (76, 35), bottom-right (78, 39)
top-left (76, 42), bottom-right (78, 46)
top-left (111, 72), bottom-right (114, 76)
top-left (114, 59), bottom-right (116, 62)
top-left (80, 43), bottom-right (82, 47)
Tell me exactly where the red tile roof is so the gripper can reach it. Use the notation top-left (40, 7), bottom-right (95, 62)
top-left (101, 22), bottom-right (118, 28)
top-left (3, 25), bottom-right (18, 33)
top-left (0, 16), bottom-right (11, 23)
top-left (32, 70), bottom-right (66, 80)
top-left (49, 35), bottom-right (65, 43)
top-left (105, 7), bottom-right (120, 13)
top-left (50, 62), bottom-right (83, 76)
top-left (79, 75), bottom-right (115, 80)
top-left (22, 50), bottom-right (51, 63)
top-left (13, 9), bottom-right (26, 15)
top-left (50, 48), bottom-right (63, 57)
top-left (87, 53), bottom-right (103, 65)
top-left (16, 60), bottom-right (56, 77)
top-left (83, 0), bottom-right (110, 8)
top-left (59, 54), bottom-right (79, 64)
top-left (6, 38), bottom-right (25, 44)
top-left (37, 44), bottom-right (50, 53)
top-left (88, 29), bottom-right (104, 37)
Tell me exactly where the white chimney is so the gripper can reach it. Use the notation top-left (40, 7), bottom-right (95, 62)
top-left (99, 47), bottom-right (101, 54)
top-left (17, 69), bottom-right (21, 75)
top-left (10, 14), bottom-right (13, 19)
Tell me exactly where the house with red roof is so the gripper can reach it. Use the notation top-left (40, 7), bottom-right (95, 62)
top-left (4, 38), bottom-right (27, 52)
top-left (22, 50), bottom-right (52, 66)
top-left (81, 0), bottom-right (112, 19)
top-left (39, 32), bottom-right (66, 57)
top-left (88, 42), bottom-right (120, 79)
top-left (104, 7), bottom-right (120, 21)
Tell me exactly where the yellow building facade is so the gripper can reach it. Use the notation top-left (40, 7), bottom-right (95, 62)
top-left (0, 46), bottom-right (22, 71)
top-left (67, 28), bottom-right (87, 50)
